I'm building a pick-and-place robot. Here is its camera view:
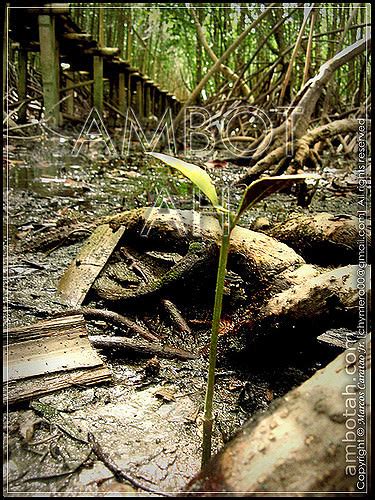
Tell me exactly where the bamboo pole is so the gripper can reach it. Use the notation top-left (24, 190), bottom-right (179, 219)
top-left (173, 4), bottom-right (276, 130)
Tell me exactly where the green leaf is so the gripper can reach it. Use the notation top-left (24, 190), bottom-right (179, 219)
top-left (235, 174), bottom-right (318, 224)
top-left (147, 152), bottom-right (220, 209)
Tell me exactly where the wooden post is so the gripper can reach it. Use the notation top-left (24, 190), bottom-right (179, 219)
top-left (130, 73), bottom-right (139, 114)
top-left (108, 72), bottom-right (118, 126)
top-left (154, 89), bottom-right (160, 116)
top-left (160, 91), bottom-right (167, 113)
top-left (93, 55), bottom-right (103, 114)
top-left (17, 48), bottom-right (28, 123)
top-left (144, 83), bottom-right (152, 118)
top-left (38, 14), bottom-right (60, 126)
top-left (3, 3), bottom-right (10, 112)
top-left (136, 78), bottom-right (143, 119)
top-left (149, 86), bottom-right (156, 116)
top-left (126, 70), bottom-right (132, 109)
top-left (64, 70), bottom-right (74, 116)
top-left (118, 71), bottom-right (126, 116)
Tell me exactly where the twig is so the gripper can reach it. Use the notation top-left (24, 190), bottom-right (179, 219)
top-left (161, 299), bottom-right (192, 336)
top-left (23, 446), bottom-right (93, 482)
top-left (88, 432), bottom-right (173, 496)
top-left (119, 246), bottom-right (154, 282)
top-left (5, 121), bottom-right (40, 132)
top-left (44, 228), bottom-right (93, 256)
top-left (53, 307), bottom-right (160, 343)
top-left (5, 134), bottom-right (44, 140)
top-left (89, 335), bottom-right (198, 361)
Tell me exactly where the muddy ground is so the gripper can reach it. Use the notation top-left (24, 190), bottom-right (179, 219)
top-left (3, 132), bottom-right (366, 495)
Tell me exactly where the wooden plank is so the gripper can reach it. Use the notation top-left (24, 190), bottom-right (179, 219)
top-left (3, 315), bottom-right (111, 406)
top-left (85, 47), bottom-right (120, 57)
top-left (5, 366), bottom-right (111, 406)
top-left (4, 315), bottom-right (104, 382)
top-left (7, 314), bottom-right (91, 343)
top-left (26, 4), bottom-right (70, 14)
top-left (58, 224), bottom-right (125, 307)
top-left (63, 33), bottom-right (93, 42)
top-left (317, 329), bottom-right (362, 349)
top-left (5, 331), bottom-right (104, 383)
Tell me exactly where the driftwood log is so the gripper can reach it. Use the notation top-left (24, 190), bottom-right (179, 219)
top-left (259, 264), bottom-right (366, 332)
top-left (266, 212), bottom-right (370, 265)
top-left (103, 207), bottom-right (305, 293)
top-left (56, 208), bottom-right (366, 338)
top-left (184, 338), bottom-right (370, 495)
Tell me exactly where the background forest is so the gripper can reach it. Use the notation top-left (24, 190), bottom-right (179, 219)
top-left (71, 3), bottom-right (370, 106)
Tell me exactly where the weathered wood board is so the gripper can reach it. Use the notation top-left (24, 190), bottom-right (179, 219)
top-left (57, 223), bottom-right (125, 307)
top-left (4, 315), bottom-right (111, 406)
top-left (6, 365), bottom-right (111, 406)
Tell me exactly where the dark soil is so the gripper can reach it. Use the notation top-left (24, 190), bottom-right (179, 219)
top-left (3, 132), bottom-right (366, 495)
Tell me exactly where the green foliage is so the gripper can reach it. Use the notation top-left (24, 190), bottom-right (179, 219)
top-left (70, 4), bottom-right (368, 105)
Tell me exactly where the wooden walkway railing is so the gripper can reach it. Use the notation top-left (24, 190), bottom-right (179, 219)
top-left (9, 3), bottom-right (183, 126)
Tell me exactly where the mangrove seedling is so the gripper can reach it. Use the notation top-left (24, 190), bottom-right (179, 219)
top-left (148, 151), bottom-right (312, 469)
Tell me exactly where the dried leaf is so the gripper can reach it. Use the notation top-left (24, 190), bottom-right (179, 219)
top-left (235, 174), bottom-right (317, 222)
top-left (153, 387), bottom-right (176, 402)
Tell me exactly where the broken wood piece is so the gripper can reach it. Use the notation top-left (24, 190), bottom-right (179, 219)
top-left (4, 315), bottom-right (111, 406)
top-left (58, 223), bottom-right (126, 307)
top-left (6, 366), bottom-right (111, 407)
top-left (184, 338), bottom-right (371, 494)
top-left (89, 335), bottom-right (198, 361)
top-left (6, 314), bottom-right (90, 343)
top-left (317, 328), bottom-right (364, 349)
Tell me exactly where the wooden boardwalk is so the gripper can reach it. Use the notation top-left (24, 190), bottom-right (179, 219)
top-left (8, 3), bottom-right (182, 126)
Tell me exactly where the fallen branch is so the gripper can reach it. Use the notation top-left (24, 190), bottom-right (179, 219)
top-left (89, 335), bottom-right (198, 361)
top-left (53, 307), bottom-right (160, 343)
top-left (161, 299), bottom-right (192, 336)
